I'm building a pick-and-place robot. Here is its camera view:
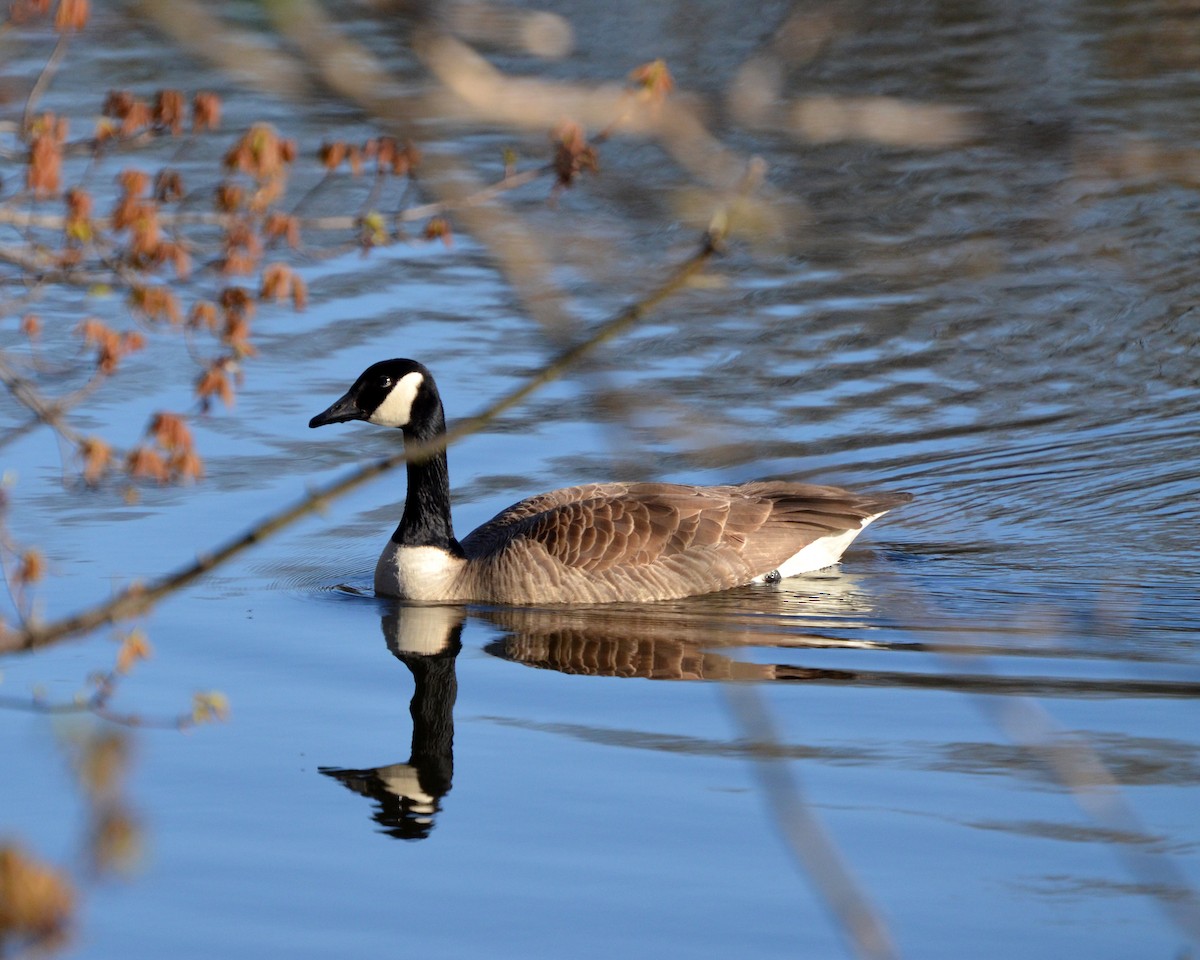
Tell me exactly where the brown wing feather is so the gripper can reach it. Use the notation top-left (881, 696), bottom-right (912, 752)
top-left (460, 483), bottom-right (627, 556)
top-left (458, 481), bottom-right (911, 604)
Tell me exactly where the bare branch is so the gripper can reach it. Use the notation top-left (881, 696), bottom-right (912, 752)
top-left (22, 31), bottom-right (71, 134)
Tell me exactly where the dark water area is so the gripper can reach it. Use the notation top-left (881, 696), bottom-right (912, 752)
top-left (1, 1), bottom-right (1198, 958)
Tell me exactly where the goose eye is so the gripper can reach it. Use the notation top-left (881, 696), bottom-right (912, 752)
top-left (378, 375), bottom-right (393, 389)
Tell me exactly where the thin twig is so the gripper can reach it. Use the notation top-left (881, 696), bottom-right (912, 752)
top-left (0, 349), bottom-right (85, 448)
top-left (883, 577), bottom-right (1200, 947)
top-left (0, 163), bottom-right (548, 233)
top-left (391, 165), bottom-right (546, 224)
top-left (0, 671), bottom-right (208, 730)
top-left (968, 669), bottom-right (1200, 943)
top-left (21, 32), bottom-right (71, 135)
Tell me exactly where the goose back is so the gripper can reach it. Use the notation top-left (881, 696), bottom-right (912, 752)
top-left (453, 481), bottom-right (911, 604)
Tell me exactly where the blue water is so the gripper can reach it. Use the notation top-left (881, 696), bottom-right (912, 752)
top-left (2, 2), bottom-right (1199, 958)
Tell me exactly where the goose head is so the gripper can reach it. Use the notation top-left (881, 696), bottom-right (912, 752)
top-left (309, 359), bottom-right (444, 435)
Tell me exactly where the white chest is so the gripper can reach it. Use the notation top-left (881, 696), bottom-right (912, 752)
top-left (374, 543), bottom-right (466, 601)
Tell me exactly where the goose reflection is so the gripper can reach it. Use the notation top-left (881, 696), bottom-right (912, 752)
top-left (318, 586), bottom-right (860, 840)
top-left (482, 603), bottom-right (858, 682)
top-left (480, 585), bottom-right (1200, 700)
top-left (320, 581), bottom-right (1200, 841)
top-left (479, 577), bottom-right (878, 682)
top-left (319, 604), bottom-right (463, 841)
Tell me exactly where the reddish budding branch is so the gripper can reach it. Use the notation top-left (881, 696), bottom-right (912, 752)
top-left (5, 85), bottom-right (306, 486)
top-left (3, 51), bottom-right (659, 481)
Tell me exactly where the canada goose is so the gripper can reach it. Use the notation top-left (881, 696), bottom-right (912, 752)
top-left (309, 359), bottom-right (911, 604)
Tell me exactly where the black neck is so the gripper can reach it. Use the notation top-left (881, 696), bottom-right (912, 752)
top-left (391, 413), bottom-right (460, 553)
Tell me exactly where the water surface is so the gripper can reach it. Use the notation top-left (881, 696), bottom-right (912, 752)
top-left (1, 2), bottom-right (1198, 958)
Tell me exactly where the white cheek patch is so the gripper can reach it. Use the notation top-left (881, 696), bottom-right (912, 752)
top-left (368, 371), bottom-right (424, 427)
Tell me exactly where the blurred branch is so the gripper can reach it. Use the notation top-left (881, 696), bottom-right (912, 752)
top-left (885, 575), bottom-right (1200, 946)
top-left (21, 31), bottom-right (70, 134)
top-left (415, 29), bottom-right (790, 195)
top-left (971, 677), bottom-right (1200, 943)
top-left (783, 96), bottom-right (976, 149)
top-left (726, 4), bottom-right (978, 148)
top-left (724, 682), bottom-right (898, 960)
top-left (444, 1), bottom-right (573, 59)
top-left (0, 658), bottom-right (227, 731)
top-left (0, 351), bottom-right (86, 450)
top-left (125, 0), bottom-right (310, 98)
top-left (722, 631), bottom-right (1200, 956)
